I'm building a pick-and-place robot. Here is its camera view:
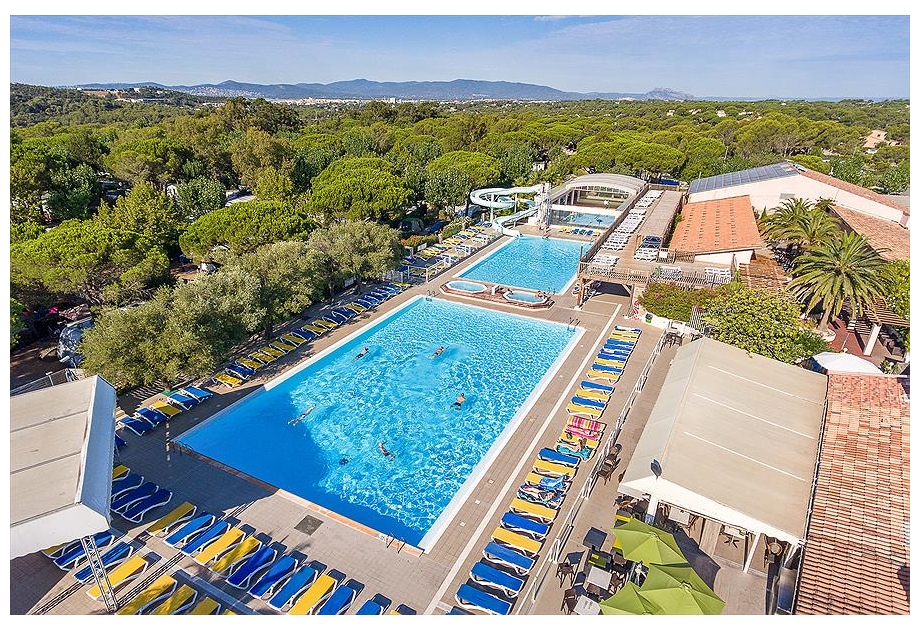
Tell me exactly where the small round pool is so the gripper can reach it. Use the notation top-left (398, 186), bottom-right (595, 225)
top-left (505, 290), bottom-right (548, 304)
top-left (446, 280), bottom-right (488, 294)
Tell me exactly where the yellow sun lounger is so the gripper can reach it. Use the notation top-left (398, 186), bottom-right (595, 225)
top-left (301, 324), bottom-right (328, 335)
top-left (594, 357), bottom-right (626, 367)
top-left (149, 401), bottom-right (183, 417)
top-left (210, 537), bottom-right (261, 577)
top-left (213, 373), bottom-right (243, 388)
top-left (587, 369), bottom-right (621, 383)
top-left (575, 388), bottom-right (609, 402)
top-left (237, 357), bottom-right (264, 370)
top-left (558, 432), bottom-right (599, 449)
top-left (287, 573), bottom-right (337, 615)
top-left (113, 464), bottom-right (130, 480)
top-left (147, 502), bottom-right (197, 537)
top-left (311, 320), bottom-right (337, 330)
top-left (567, 403), bottom-right (602, 418)
top-left (150, 584), bottom-right (198, 615)
top-left (250, 351), bottom-right (276, 363)
top-left (509, 498), bottom-right (557, 523)
top-left (114, 574), bottom-right (177, 613)
top-left (222, 610), bottom-right (237, 615)
top-left (345, 302), bottom-right (367, 313)
top-left (260, 346), bottom-right (286, 358)
top-left (188, 597), bottom-right (220, 615)
top-left (532, 459), bottom-right (576, 478)
top-left (193, 527), bottom-right (245, 566)
top-left (280, 333), bottom-right (307, 346)
top-left (272, 340), bottom-right (297, 352)
top-left (87, 556), bottom-right (151, 600)
top-left (492, 527), bottom-right (542, 555)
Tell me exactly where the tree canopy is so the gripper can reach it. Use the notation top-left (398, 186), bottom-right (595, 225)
top-left (309, 157), bottom-right (412, 222)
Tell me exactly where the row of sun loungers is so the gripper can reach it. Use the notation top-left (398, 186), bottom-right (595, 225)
top-left (583, 326), bottom-right (642, 386)
top-left (119, 386), bottom-right (213, 436)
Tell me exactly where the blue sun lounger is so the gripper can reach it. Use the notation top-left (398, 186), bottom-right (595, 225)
top-left (181, 386), bottom-right (214, 402)
top-left (581, 380), bottom-right (613, 393)
top-left (268, 563), bottom-right (318, 611)
top-left (571, 395), bottom-right (606, 410)
top-left (316, 579), bottom-right (361, 615)
top-left (455, 583), bottom-right (513, 615)
top-left (324, 311), bottom-right (348, 324)
top-left (591, 363), bottom-right (624, 374)
top-left (114, 433), bottom-right (128, 450)
top-left (248, 555), bottom-right (298, 598)
top-left (603, 342), bottom-right (634, 352)
top-left (111, 482), bottom-right (158, 513)
top-left (136, 407), bottom-right (169, 426)
top-left (614, 325), bottom-right (642, 333)
top-left (538, 447), bottom-right (580, 467)
top-left (54, 530), bottom-right (116, 570)
top-left (165, 392), bottom-right (199, 410)
top-left (331, 307), bottom-right (356, 321)
top-left (164, 513), bottom-right (217, 548)
top-left (367, 290), bottom-right (392, 301)
top-left (122, 488), bottom-right (173, 522)
top-left (359, 294), bottom-right (383, 305)
top-left (448, 606), bottom-right (472, 614)
top-left (483, 541), bottom-right (535, 575)
top-left (121, 416), bottom-right (155, 436)
top-left (226, 363), bottom-right (255, 379)
top-left (181, 520), bottom-right (230, 555)
top-left (355, 593), bottom-right (391, 615)
top-left (111, 473), bottom-right (144, 500)
top-left (600, 345), bottom-right (632, 355)
top-left (293, 328), bottom-right (318, 340)
top-left (500, 512), bottom-right (550, 540)
top-left (470, 561), bottom-right (525, 598)
top-left (353, 298), bottom-right (376, 309)
top-left (74, 541), bottom-right (133, 582)
top-left (226, 546), bottom-right (277, 590)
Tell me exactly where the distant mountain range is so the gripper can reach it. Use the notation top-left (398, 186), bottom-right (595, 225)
top-left (71, 79), bottom-right (697, 102)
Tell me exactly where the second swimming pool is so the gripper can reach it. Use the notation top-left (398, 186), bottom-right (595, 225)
top-left (177, 297), bottom-right (580, 548)
top-left (457, 235), bottom-right (585, 293)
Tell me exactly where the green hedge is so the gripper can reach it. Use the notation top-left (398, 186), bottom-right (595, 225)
top-left (638, 282), bottom-right (722, 321)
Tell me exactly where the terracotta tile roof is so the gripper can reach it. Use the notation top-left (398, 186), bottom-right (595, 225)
top-left (800, 167), bottom-right (909, 215)
top-left (831, 205), bottom-right (910, 261)
top-left (795, 374), bottom-right (910, 615)
top-left (738, 255), bottom-right (788, 294)
top-left (670, 195), bottom-right (763, 254)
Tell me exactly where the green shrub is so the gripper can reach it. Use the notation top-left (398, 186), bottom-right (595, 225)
top-left (441, 220), bottom-right (465, 239)
top-left (638, 282), bottom-right (722, 321)
top-left (401, 234), bottom-right (439, 249)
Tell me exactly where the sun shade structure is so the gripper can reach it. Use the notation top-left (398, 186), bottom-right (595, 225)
top-left (610, 519), bottom-right (687, 565)
top-left (811, 352), bottom-right (883, 375)
top-left (619, 338), bottom-right (828, 545)
top-left (600, 582), bottom-right (661, 615)
top-left (10, 376), bottom-right (117, 559)
top-left (638, 563), bottom-right (725, 615)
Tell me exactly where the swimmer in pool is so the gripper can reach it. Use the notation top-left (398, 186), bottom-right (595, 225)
top-left (431, 346), bottom-right (445, 358)
top-left (378, 441), bottom-right (395, 459)
top-left (452, 393), bottom-right (466, 409)
top-left (354, 346), bottom-right (369, 361)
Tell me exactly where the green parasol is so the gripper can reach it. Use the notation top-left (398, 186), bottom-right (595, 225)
top-left (599, 582), bottom-right (661, 615)
top-left (610, 518), bottom-right (687, 566)
top-left (638, 563), bottom-right (725, 615)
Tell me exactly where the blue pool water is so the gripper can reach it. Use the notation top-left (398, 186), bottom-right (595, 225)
top-left (177, 297), bottom-right (577, 548)
top-left (458, 236), bottom-right (584, 293)
top-left (505, 290), bottom-right (545, 304)
top-left (446, 280), bottom-right (488, 293)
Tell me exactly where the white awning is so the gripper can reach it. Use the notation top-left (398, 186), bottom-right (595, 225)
top-left (619, 338), bottom-right (828, 544)
top-left (10, 375), bottom-right (116, 559)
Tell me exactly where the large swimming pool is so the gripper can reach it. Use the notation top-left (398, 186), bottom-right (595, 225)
top-left (457, 236), bottom-right (585, 293)
top-left (177, 297), bottom-right (580, 548)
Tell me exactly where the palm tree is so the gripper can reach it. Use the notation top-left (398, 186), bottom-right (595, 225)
top-left (782, 210), bottom-right (842, 253)
top-left (761, 197), bottom-right (813, 241)
top-left (787, 231), bottom-right (888, 330)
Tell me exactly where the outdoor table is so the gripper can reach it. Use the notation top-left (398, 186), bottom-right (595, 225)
top-left (574, 595), bottom-right (601, 615)
top-left (582, 527), bottom-right (607, 550)
top-left (587, 548), bottom-right (612, 570)
top-left (586, 565), bottom-right (613, 590)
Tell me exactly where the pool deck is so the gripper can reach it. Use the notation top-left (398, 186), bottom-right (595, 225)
top-left (13, 232), bottom-right (763, 615)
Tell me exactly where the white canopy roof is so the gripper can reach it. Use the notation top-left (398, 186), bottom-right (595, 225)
top-left (10, 376), bottom-right (116, 559)
top-left (812, 352), bottom-right (883, 375)
top-left (619, 338), bottom-right (828, 544)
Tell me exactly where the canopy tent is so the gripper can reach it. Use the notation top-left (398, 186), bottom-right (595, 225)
top-left (10, 376), bottom-right (116, 559)
top-left (618, 338), bottom-right (828, 545)
top-left (812, 352), bottom-right (883, 375)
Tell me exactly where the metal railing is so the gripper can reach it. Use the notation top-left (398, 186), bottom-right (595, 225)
top-left (10, 368), bottom-right (83, 396)
top-left (515, 329), bottom-right (667, 614)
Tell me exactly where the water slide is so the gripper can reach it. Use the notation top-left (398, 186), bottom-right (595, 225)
top-left (469, 185), bottom-right (544, 236)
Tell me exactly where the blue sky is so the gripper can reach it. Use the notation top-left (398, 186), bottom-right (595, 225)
top-left (9, 14), bottom-right (910, 98)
